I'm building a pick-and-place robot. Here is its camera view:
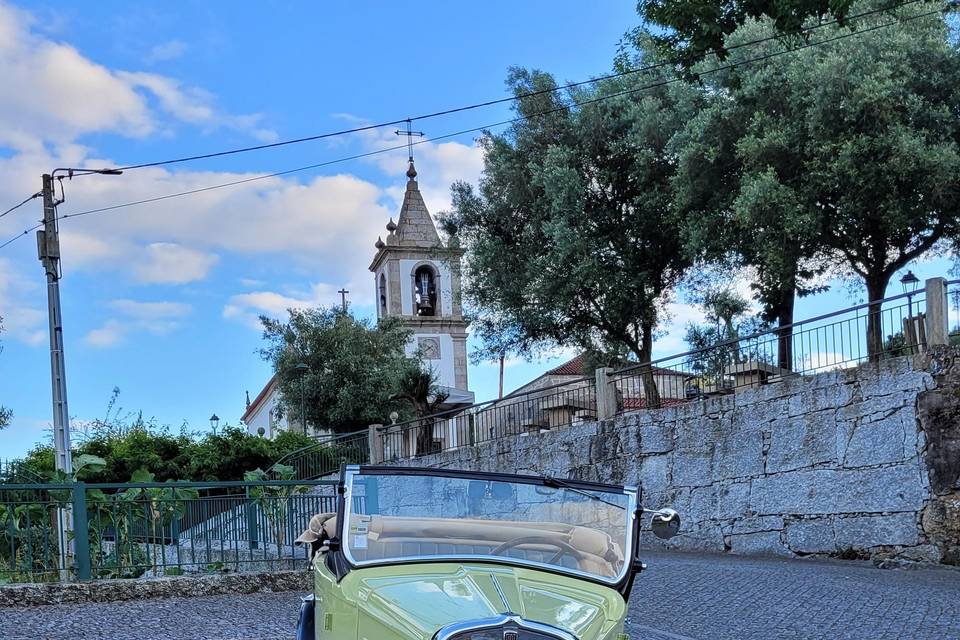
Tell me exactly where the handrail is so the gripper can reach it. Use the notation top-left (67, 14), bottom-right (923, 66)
top-left (611, 286), bottom-right (932, 376)
top-left (384, 374), bottom-right (595, 433)
top-left (272, 428), bottom-right (368, 468)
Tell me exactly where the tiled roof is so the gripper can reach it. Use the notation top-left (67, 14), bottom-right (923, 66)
top-left (545, 352), bottom-right (687, 377)
top-left (544, 353), bottom-right (588, 376)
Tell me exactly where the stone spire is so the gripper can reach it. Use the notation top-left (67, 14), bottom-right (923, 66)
top-left (393, 160), bottom-right (441, 247)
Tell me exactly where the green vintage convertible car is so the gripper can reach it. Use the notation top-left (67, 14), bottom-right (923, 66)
top-left (294, 465), bottom-right (680, 640)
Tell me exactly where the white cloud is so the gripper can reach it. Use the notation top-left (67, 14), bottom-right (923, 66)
top-left (352, 124), bottom-right (485, 219)
top-left (132, 243), bottom-right (219, 284)
top-left (223, 282), bottom-right (345, 329)
top-left (0, 3), bottom-right (273, 152)
top-left (146, 40), bottom-right (187, 64)
top-left (0, 257), bottom-right (45, 346)
top-left (83, 297), bottom-right (192, 348)
top-left (110, 298), bottom-right (191, 320)
top-left (83, 319), bottom-right (124, 347)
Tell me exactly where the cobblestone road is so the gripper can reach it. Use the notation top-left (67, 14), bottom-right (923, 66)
top-left (2, 552), bottom-right (958, 640)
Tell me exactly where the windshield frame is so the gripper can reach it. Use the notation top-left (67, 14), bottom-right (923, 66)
top-left (336, 465), bottom-right (639, 588)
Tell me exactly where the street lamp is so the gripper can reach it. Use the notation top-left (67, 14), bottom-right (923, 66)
top-left (900, 270), bottom-right (920, 318)
top-left (900, 270), bottom-right (921, 353)
top-left (209, 413), bottom-right (220, 434)
top-left (295, 362), bottom-right (310, 435)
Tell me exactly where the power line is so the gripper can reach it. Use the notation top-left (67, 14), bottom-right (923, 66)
top-left (0, 222), bottom-right (42, 250)
top-left (76, 0), bottom-right (925, 175)
top-left (0, 2), bottom-right (947, 251)
top-left (0, 192), bottom-right (41, 218)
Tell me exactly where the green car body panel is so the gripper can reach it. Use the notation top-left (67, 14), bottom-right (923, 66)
top-left (311, 555), bottom-right (627, 640)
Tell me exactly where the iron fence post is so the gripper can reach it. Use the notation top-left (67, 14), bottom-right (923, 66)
top-left (245, 487), bottom-right (259, 550)
top-left (70, 481), bottom-right (91, 581)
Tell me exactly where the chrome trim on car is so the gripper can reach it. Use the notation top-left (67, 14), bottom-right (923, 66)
top-left (433, 614), bottom-right (577, 640)
top-left (491, 574), bottom-right (510, 610)
top-left (340, 467), bottom-right (638, 587)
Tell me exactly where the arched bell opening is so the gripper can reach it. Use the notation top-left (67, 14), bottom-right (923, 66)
top-left (413, 264), bottom-right (439, 317)
top-left (378, 273), bottom-right (388, 317)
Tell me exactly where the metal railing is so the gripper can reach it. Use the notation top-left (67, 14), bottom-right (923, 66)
top-left (379, 375), bottom-right (597, 461)
top-left (610, 287), bottom-right (930, 404)
top-left (0, 479), bottom-right (340, 583)
top-left (376, 283), bottom-right (949, 462)
top-left (272, 429), bottom-right (370, 480)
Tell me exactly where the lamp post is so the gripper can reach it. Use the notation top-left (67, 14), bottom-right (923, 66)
top-left (209, 413), bottom-right (220, 434)
top-left (900, 271), bottom-right (921, 353)
top-left (295, 362), bottom-right (310, 435)
top-left (900, 270), bottom-right (920, 318)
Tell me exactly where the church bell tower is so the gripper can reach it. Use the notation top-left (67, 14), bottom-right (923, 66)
top-left (369, 160), bottom-right (472, 401)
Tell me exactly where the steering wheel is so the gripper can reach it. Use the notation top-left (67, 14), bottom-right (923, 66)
top-left (490, 535), bottom-right (584, 565)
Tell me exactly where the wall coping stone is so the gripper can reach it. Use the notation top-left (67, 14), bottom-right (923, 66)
top-left (0, 570), bottom-right (311, 608)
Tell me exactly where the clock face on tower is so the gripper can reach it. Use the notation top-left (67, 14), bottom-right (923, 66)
top-left (418, 337), bottom-right (441, 360)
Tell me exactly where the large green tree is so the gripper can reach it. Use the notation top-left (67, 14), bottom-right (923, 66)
top-left (259, 308), bottom-right (420, 433)
top-left (636, 0), bottom-right (857, 62)
top-left (442, 58), bottom-right (702, 406)
top-left (675, 2), bottom-right (960, 362)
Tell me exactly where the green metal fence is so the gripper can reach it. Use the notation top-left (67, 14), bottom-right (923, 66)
top-left (0, 479), bottom-right (342, 583)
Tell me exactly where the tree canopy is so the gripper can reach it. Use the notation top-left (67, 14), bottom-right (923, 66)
top-left (636, 0), bottom-right (857, 62)
top-left (447, 1), bottom-right (960, 376)
top-left (677, 3), bottom-right (960, 360)
top-left (259, 307), bottom-right (427, 432)
top-left (442, 57), bottom-right (703, 403)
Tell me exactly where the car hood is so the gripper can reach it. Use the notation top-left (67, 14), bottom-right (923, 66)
top-left (350, 562), bottom-right (626, 640)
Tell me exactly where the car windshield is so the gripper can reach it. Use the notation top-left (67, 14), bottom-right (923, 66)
top-left (341, 468), bottom-right (635, 584)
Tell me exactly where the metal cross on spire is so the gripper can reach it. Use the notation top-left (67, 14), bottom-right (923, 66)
top-left (338, 288), bottom-right (349, 312)
top-left (395, 119), bottom-right (425, 163)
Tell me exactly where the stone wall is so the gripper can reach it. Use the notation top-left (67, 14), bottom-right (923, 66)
top-left (398, 348), bottom-right (960, 565)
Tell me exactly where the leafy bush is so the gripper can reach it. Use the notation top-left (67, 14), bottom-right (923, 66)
top-left (15, 425), bottom-right (323, 482)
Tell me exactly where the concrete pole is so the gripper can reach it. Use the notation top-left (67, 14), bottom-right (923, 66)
top-left (925, 277), bottom-right (949, 347)
top-left (595, 367), bottom-right (617, 420)
top-left (368, 424), bottom-right (384, 464)
top-left (38, 174), bottom-right (72, 475)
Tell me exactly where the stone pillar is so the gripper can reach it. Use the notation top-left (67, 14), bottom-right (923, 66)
top-left (595, 367), bottom-right (617, 420)
top-left (925, 277), bottom-right (949, 347)
top-left (368, 424), bottom-right (384, 464)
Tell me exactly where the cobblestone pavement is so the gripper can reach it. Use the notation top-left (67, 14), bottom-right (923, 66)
top-left (2, 552), bottom-right (958, 640)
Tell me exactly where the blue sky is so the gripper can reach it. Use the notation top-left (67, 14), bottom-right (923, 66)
top-left (0, 1), bottom-right (954, 460)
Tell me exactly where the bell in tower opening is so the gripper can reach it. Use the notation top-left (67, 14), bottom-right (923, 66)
top-left (414, 265), bottom-right (437, 316)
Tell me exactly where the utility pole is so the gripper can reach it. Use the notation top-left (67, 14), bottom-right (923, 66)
top-left (36, 167), bottom-right (121, 580)
top-left (37, 174), bottom-right (72, 476)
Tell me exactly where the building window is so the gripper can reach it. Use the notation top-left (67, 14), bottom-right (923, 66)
top-left (413, 265), bottom-right (438, 316)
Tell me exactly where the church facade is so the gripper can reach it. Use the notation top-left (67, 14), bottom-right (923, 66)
top-left (369, 161), bottom-right (473, 405)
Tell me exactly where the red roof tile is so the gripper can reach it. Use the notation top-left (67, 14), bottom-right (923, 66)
top-left (241, 374), bottom-right (277, 424)
top-left (544, 352), bottom-right (688, 377)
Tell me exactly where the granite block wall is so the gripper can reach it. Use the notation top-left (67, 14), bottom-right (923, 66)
top-left (398, 348), bottom-right (960, 565)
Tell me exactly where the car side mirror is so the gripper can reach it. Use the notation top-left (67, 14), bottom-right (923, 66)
top-left (651, 508), bottom-right (681, 540)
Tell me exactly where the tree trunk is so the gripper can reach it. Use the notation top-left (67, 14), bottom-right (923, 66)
top-left (865, 274), bottom-right (890, 363)
top-left (416, 417), bottom-right (435, 456)
top-left (639, 319), bottom-right (661, 409)
top-left (775, 284), bottom-right (796, 371)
